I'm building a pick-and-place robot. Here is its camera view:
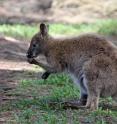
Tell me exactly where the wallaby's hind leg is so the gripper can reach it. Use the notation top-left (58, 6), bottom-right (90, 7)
top-left (83, 62), bottom-right (101, 110)
top-left (86, 89), bottom-right (100, 110)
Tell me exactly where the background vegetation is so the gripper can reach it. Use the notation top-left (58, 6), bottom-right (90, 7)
top-left (0, 19), bottom-right (117, 40)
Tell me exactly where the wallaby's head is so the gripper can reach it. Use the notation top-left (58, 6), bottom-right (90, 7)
top-left (27, 23), bottom-right (49, 59)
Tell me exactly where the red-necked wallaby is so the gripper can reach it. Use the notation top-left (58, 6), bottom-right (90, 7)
top-left (27, 23), bottom-right (117, 110)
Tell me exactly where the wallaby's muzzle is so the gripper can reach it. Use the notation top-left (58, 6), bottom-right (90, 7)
top-left (26, 50), bottom-right (33, 59)
top-left (27, 53), bottom-right (32, 58)
top-left (26, 51), bottom-right (34, 64)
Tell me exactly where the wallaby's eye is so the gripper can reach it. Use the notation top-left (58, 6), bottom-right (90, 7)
top-left (33, 44), bottom-right (36, 47)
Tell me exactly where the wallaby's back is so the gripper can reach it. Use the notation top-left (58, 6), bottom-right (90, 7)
top-left (45, 34), bottom-right (117, 72)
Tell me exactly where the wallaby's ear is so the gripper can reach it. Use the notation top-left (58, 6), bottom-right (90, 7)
top-left (40, 23), bottom-right (48, 36)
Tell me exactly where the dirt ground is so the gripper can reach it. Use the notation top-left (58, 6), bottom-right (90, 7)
top-left (0, 36), bottom-right (42, 105)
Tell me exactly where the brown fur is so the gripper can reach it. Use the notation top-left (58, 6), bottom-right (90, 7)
top-left (27, 23), bottom-right (117, 110)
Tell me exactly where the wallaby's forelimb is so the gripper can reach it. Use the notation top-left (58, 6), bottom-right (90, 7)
top-left (27, 58), bottom-right (56, 74)
top-left (41, 71), bottom-right (50, 79)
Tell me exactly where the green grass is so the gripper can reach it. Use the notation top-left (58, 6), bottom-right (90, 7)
top-left (1, 73), bottom-right (117, 124)
top-left (1, 19), bottom-right (117, 123)
top-left (0, 19), bottom-right (117, 40)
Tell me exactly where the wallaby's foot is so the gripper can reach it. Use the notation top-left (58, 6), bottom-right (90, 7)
top-left (66, 99), bottom-right (87, 106)
top-left (64, 94), bottom-right (87, 107)
top-left (62, 97), bottom-right (87, 109)
top-left (42, 72), bottom-right (50, 79)
top-left (86, 96), bottom-right (99, 111)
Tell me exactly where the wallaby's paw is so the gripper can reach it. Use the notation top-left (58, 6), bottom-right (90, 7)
top-left (41, 72), bottom-right (50, 79)
top-left (27, 58), bottom-right (34, 64)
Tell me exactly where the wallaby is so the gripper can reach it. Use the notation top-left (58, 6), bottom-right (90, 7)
top-left (27, 23), bottom-right (117, 110)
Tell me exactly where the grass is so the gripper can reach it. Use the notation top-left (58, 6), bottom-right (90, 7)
top-left (0, 19), bottom-right (117, 40)
top-left (0, 19), bottom-right (117, 123)
top-left (1, 73), bottom-right (117, 124)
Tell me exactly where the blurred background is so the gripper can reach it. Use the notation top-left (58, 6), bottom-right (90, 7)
top-left (0, 0), bottom-right (117, 24)
top-left (0, 0), bottom-right (117, 40)
top-left (0, 0), bottom-right (117, 123)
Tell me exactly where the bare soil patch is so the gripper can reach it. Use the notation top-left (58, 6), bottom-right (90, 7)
top-left (0, 36), bottom-right (41, 104)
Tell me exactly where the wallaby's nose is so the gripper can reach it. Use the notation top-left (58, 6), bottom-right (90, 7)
top-left (26, 52), bottom-right (32, 58)
top-left (27, 54), bottom-right (31, 58)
